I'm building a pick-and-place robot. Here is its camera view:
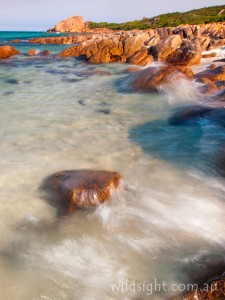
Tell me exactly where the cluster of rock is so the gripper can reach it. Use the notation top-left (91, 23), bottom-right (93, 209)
top-left (28, 34), bottom-right (93, 45)
top-left (128, 64), bottom-right (225, 93)
top-left (6, 20), bottom-right (225, 69)
top-left (195, 65), bottom-right (225, 95)
top-left (27, 22), bottom-right (225, 49)
top-left (57, 33), bottom-right (202, 66)
top-left (58, 33), bottom-right (154, 65)
top-left (17, 21), bottom-right (225, 67)
top-left (54, 22), bottom-right (222, 65)
top-left (46, 15), bottom-right (225, 49)
top-left (174, 273), bottom-right (225, 300)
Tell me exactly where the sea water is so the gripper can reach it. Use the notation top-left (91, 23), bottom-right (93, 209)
top-left (0, 32), bottom-right (225, 300)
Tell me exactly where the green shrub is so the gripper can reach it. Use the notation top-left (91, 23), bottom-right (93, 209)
top-left (89, 5), bottom-right (225, 30)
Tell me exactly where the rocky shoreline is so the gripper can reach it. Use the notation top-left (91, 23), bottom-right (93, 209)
top-left (9, 22), bottom-right (224, 65)
top-left (4, 20), bottom-right (225, 70)
top-left (174, 272), bottom-right (225, 300)
top-left (1, 20), bottom-right (225, 299)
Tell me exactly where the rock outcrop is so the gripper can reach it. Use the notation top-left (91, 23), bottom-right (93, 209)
top-left (129, 65), bottom-right (191, 92)
top-left (48, 16), bottom-right (89, 33)
top-left (166, 40), bottom-right (202, 66)
top-left (43, 170), bottom-right (122, 214)
top-left (58, 44), bottom-right (87, 58)
top-left (10, 21), bottom-right (225, 66)
top-left (123, 32), bottom-right (149, 57)
top-left (149, 34), bottom-right (182, 61)
top-left (127, 48), bottom-right (154, 66)
top-left (195, 66), bottom-right (225, 82)
top-left (88, 39), bottom-right (124, 63)
top-left (0, 45), bottom-right (20, 59)
top-left (28, 35), bottom-right (92, 45)
top-left (26, 22), bottom-right (225, 51)
top-left (56, 26), bottom-right (203, 66)
top-left (174, 272), bottom-right (225, 300)
top-left (58, 35), bottom-right (154, 65)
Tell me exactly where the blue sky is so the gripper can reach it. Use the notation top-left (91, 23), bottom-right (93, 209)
top-left (1, 0), bottom-right (225, 31)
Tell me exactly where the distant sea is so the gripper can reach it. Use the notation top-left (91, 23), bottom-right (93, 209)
top-left (0, 31), bottom-right (71, 53)
top-left (0, 31), bottom-right (67, 42)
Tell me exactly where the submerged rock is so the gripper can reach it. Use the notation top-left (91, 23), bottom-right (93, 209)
top-left (42, 170), bottom-right (122, 214)
top-left (38, 50), bottom-right (51, 56)
top-left (96, 108), bottom-right (111, 115)
top-left (3, 91), bottom-right (14, 96)
top-left (5, 78), bottom-right (19, 84)
top-left (78, 99), bottom-right (87, 106)
top-left (27, 49), bottom-right (36, 56)
top-left (208, 64), bottom-right (216, 69)
top-left (169, 101), bottom-right (225, 127)
top-left (10, 39), bottom-right (21, 43)
top-left (0, 45), bottom-right (20, 59)
top-left (61, 77), bottom-right (82, 83)
top-left (169, 105), bottom-right (214, 125)
top-left (197, 82), bottom-right (218, 95)
top-left (215, 81), bottom-right (225, 90)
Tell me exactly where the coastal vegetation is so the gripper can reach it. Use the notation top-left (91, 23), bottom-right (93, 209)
top-left (90, 5), bottom-right (225, 30)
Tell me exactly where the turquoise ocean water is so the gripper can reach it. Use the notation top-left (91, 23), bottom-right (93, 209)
top-left (0, 31), bottom-right (71, 53)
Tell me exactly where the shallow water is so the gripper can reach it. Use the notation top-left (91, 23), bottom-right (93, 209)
top-left (0, 37), bottom-right (225, 300)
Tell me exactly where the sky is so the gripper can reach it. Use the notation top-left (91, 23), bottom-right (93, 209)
top-left (0, 0), bottom-right (225, 31)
